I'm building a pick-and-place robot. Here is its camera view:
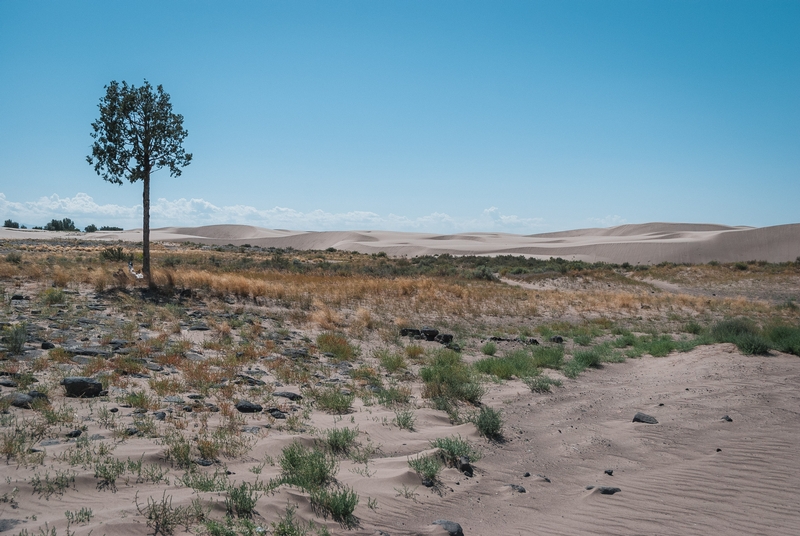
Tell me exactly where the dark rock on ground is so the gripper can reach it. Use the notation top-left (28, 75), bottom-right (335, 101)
top-left (586, 485), bottom-right (595, 490)
top-left (195, 458), bottom-right (214, 466)
top-left (457, 456), bottom-right (473, 477)
top-left (0, 378), bottom-right (17, 388)
top-left (235, 400), bottom-right (263, 413)
top-left (268, 408), bottom-right (287, 419)
top-left (597, 486), bottom-right (621, 495)
top-left (28, 391), bottom-right (48, 403)
top-left (722, 415), bottom-right (733, 422)
top-left (41, 342), bottom-right (55, 350)
top-left (61, 377), bottom-right (103, 398)
top-left (632, 412), bottom-right (658, 424)
top-left (399, 328), bottom-right (421, 337)
top-left (422, 478), bottom-right (435, 487)
top-left (153, 411), bottom-right (167, 421)
top-left (523, 472), bottom-right (531, 477)
top-left (509, 484), bottom-right (526, 493)
top-left (282, 348), bottom-right (309, 359)
top-left (432, 520), bottom-right (464, 536)
top-left (63, 346), bottom-right (111, 358)
top-left (273, 391), bottom-right (303, 401)
top-left (604, 469), bottom-right (614, 476)
top-left (65, 430), bottom-right (82, 438)
top-left (4, 392), bottom-right (33, 409)
top-left (188, 323), bottom-right (210, 331)
top-left (235, 374), bottom-right (265, 386)
top-left (550, 335), bottom-right (564, 343)
top-left (434, 333), bottom-right (454, 344)
top-left (421, 327), bottom-right (439, 341)
top-left (164, 396), bottom-right (184, 404)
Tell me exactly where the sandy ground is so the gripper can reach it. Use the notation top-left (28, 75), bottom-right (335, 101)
top-left (2, 344), bottom-right (798, 535)
top-left (2, 222), bottom-right (799, 264)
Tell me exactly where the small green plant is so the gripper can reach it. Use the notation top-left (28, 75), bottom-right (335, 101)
top-left (474, 349), bottom-right (539, 379)
top-left (420, 349), bottom-right (485, 405)
top-left (225, 481), bottom-right (261, 518)
top-left (41, 288), bottom-right (66, 305)
top-left (30, 470), bottom-right (75, 499)
top-left (375, 384), bottom-right (411, 407)
top-left (394, 408), bottom-right (416, 431)
top-left (279, 441), bottom-right (338, 491)
top-left (310, 485), bottom-right (359, 528)
top-left (480, 341), bottom-right (497, 356)
top-left (64, 507), bottom-right (93, 524)
top-left (94, 456), bottom-right (126, 491)
top-left (407, 454), bottom-right (442, 482)
top-left (471, 405), bottom-right (503, 439)
top-left (271, 503), bottom-right (329, 536)
top-left (2, 323), bottom-right (27, 355)
top-left (312, 387), bottom-right (354, 414)
top-left (4, 252), bottom-right (22, 264)
top-left (711, 318), bottom-right (771, 355)
top-left (316, 332), bottom-right (359, 362)
top-left (101, 246), bottom-right (128, 262)
top-left (321, 427), bottom-right (359, 456)
top-left (531, 345), bottom-right (564, 369)
top-left (430, 435), bottom-right (482, 466)
top-left (376, 348), bottom-right (405, 373)
top-left (180, 467), bottom-right (229, 491)
top-left (135, 491), bottom-right (199, 535)
top-left (524, 375), bottom-right (562, 393)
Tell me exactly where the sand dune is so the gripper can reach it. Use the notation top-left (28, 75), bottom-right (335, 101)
top-left (2, 222), bottom-right (799, 263)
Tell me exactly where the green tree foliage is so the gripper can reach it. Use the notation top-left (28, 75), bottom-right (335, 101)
top-left (3, 219), bottom-right (20, 229)
top-left (87, 80), bottom-right (191, 285)
top-left (44, 218), bottom-right (77, 231)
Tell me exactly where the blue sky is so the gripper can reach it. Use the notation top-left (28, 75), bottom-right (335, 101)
top-left (1, 1), bottom-right (798, 233)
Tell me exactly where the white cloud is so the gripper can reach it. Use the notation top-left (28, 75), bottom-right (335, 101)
top-left (0, 192), bottom-right (547, 234)
top-left (588, 214), bottom-right (627, 227)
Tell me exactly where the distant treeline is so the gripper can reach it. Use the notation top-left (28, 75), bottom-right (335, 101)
top-left (3, 218), bottom-right (122, 232)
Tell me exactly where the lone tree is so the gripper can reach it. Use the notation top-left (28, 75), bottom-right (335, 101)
top-left (88, 80), bottom-right (191, 286)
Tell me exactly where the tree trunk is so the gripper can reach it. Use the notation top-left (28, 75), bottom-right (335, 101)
top-left (142, 172), bottom-right (152, 287)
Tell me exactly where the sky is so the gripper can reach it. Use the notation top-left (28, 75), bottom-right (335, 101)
top-left (0, 1), bottom-right (798, 234)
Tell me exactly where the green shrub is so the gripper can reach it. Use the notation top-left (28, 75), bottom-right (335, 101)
top-left (573, 333), bottom-right (593, 346)
top-left (2, 323), bottom-right (27, 355)
top-left (41, 288), bottom-right (65, 305)
top-left (420, 349), bottom-right (485, 404)
top-left (375, 384), bottom-right (412, 407)
top-left (430, 435), bottom-right (482, 466)
top-left (312, 387), bottom-right (354, 414)
top-left (376, 348), bottom-right (405, 373)
top-left (4, 252), bottom-right (22, 264)
top-left (711, 318), bottom-right (771, 355)
top-left (408, 454), bottom-right (443, 481)
top-left (523, 375), bottom-right (562, 393)
top-left (316, 332), bottom-right (359, 362)
top-left (321, 427), bottom-right (359, 456)
top-left (563, 346), bottom-right (607, 378)
top-left (471, 405), bottom-right (503, 439)
top-left (225, 481), bottom-right (261, 518)
top-left (279, 442), bottom-right (337, 491)
top-left (474, 349), bottom-right (538, 379)
top-left (310, 485), bottom-right (359, 527)
top-left (531, 345), bottom-right (564, 369)
top-left (764, 324), bottom-right (800, 356)
top-left (481, 341), bottom-right (497, 356)
top-left (684, 321), bottom-right (704, 335)
top-left (394, 408), bottom-right (416, 431)
top-left (100, 246), bottom-right (128, 262)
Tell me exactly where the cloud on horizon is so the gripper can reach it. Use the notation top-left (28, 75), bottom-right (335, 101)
top-left (0, 193), bottom-right (549, 234)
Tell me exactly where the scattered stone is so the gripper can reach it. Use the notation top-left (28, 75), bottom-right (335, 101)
top-left (399, 328), bottom-right (421, 337)
top-left (538, 475), bottom-right (551, 483)
top-left (241, 426), bottom-right (262, 434)
top-left (164, 396), bottom-right (184, 404)
top-left (523, 472), bottom-right (531, 477)
top-left (195, 458), bottom-right (214, 466)
top-left (431, 520), bottom-right (464, 536)
top-left (65, 430), bottom-right (82, 438)
top-left (604, 469), bottom-right (614, 476)
top-left (188, 323), bottom-right (210, 331)
top-left (550, 335), bottom-right (564, 343)
top-left (124, 427), bottom-right (139, 436)
top-left (722, 415), bottom-right (733, 422)
top-left (109, 407), bottom-right (119, 413)
top-left (153, 411), bottom-right (167, 421)
top-left (716, 448), bottom-right (722, 452)
top-left (235, 400), bottom-right (262, 413)
top-left (597, 486), bottom-right (621, 495)
top-left (89, 434), bottom-right (105, 440)
top-left (457, 456), bottom-right (473, 477)
top-left (273, 391), bottom-right (303, 401)
top-left (282, 348), bottom-right (309, 359)
top-left (183, 405), bottom-right (193, 412)
top-left (434, 333), bottom-right (454, 344)
top-left (0, 378), bottom-right (17, 388)
top-left (586, 485), bottom-right (594, 490)
top-left (41, 342), bottom-right (55, 350)
top-left (144, 363), bottom-right (164, 372)
top-left (509, 484), bottom-right (526, 493)
top-left (187, 394), bottom-right (204, 400)
top-left (40, 439), bottom-right (61, 446)
top-left (632, 412), bottom-right (658, 424)
top-left (28, 391), bottom-right (48, 403)
top-left (421, 327), bottom-right (439, 341)
top-left (235, 374), bottom-right (265, 386)
top-left (422, 478), bottom-right (434, 487)
top-left (268, 408), bottom-right (287, 419)
top-left (446, 343), bottom-right (462, 352)
top-left (61, 377), bottom-right (103, 398)
top-left (63, 346), bottom-right (112, 358)
top-left (3, 393), bottom-right (33, 409)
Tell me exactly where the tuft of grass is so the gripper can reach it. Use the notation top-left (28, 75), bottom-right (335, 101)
top-left (480, 341), bottom-right (497, 356)
top-left (394, 408), bottom-right (416, 431)
top-left (531, 345), bottom-right (564, 369)
top-left (317, 332), bottom-right (359, 362)
top-left (321, 427), bottom-right (359, 456)
top-left (471, 405), bottom-right (503, 439)
top-left (2, 323), bottom-right (27, 355)
top-left (311, 387), bottom-right (355, 414)
top-left (420, 349), bottom-right (485, 405)
top-left (403, 344), bottom-right (425, 362)
top-left (408, 454), bottom-right (443, 482)
top-left (279, 441), bottom-right (338, 491)
top-left (474, 349), bottom-right (538, 379)
top-left (375, 384), bottom-right (412, 407)
top-left (41, 287), bottom-right (66, 305)
top-left (711, 318), bottom-right (771, 355)
top-left (375, 348), bottom-right (406, 373)
top-left (225, 481), bottom-right (261, 518)
top-left (764, 324), bottom-right (800, 356)
top-left (524, 375), bottom-right (563, 393)
top-left (310, 485), bottom-right (359, 528)
top-left (430, 435), bottom-right (482, 466)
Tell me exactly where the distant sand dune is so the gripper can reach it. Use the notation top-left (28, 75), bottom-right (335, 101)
top-left (2, 222), bottom-right (798, 264)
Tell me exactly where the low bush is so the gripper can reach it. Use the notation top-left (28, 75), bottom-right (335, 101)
top-left (375, 348), bottom-right (405, 373)
top-left (711, 318), bottom-right (771, 355)
top-left (279, 441), bottom-right (338, 491)
top-left (321, 427), bottom-right (359, 456)
top-left (420, 349), bottom-right (485, 404)
top-left (471, 405), bottom-right (503, 439)
top-left (317, 332), bottom-right (359, 362)
top-left (310, 485), bottom-right (359, 527)
top-left (531, 345), bottom-right (564, 369)
top-left (408, 454), bottom-right (442, 482)
top-left (474, 349), bottom-right (538, 380)
top-left (764, 324), bottom-right (800, 356)
top-left (430, 435), bottom-right (482, 466)
top-left (524, 375), bottom-right (562, 393)
top-left (480, 341), bottom-right (497, 356)
top-left (311, 387), bottom-right (355, 414)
